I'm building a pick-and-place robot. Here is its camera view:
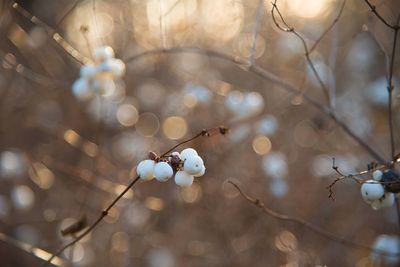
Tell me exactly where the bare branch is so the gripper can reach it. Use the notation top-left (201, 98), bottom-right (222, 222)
top-left (42, 126), bottom-right (226, 266)
top-left (362, 0), bottom-right (398, 30)
top-left (230, 181), bottom-right (400, 257)
top-left (248, 0), bottom-right (265, 65)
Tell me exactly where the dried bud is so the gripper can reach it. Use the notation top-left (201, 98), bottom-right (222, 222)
top-left (148, 151), bottom-right (158, 161)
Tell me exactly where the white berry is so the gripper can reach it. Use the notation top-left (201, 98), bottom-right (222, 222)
top-left (80, 64), bottom-right (98, 79)
top-left (154, 162), bottom-right (173, 182)
top-left (171, 151), bottom-right (180, 157)
top-left (180, 148), bottom-right (198, 161)
top-left (99, 58), bottom-right (126, 78)
top-left (137, 160), bottom-right (155, 180)
top-left (361, 180), bottom-right (385, 202)
top-left (174, 171), bottom-right (194, 187)
top-left (194, 165), bottom-right (206, 177)
top-left (93, 46), bottom-right (115, 62)
top-left (372, 170), bottom-right (383, 181)
top-left (183, 155), bottom-right (204, 175)
top-left (72, 78), bottom-right (93, 101)
top-left (380, 192), bottom-right (395, 208)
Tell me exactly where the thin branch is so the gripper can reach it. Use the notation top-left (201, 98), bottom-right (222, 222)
top-left (229, 181), bottom-right (400, 257)
top-left (362, 0), bottom-right (398, 30)
top-left (248, 0), bottom-right (265, 65)
top-left (387, 16), bottom-right (399, 161)
top-left (42, 126), bottom-right (225, 266)
top-left (124, 46), bottom-right (385, 163)
top-left (271, 0), bottom-right (332, 108)
top-left (309, 0), bottom-right (347, 53)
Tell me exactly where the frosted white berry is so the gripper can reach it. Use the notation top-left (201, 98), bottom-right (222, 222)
top-left (137, 160), bottom-right (155, 180)
top-left (72, 78), bottom-right (93, 101)
top-left (171, 151), bottom-right (180, 157)
top-left (372, 170), bottom-right (383, 181)
top-left (80, 64), bottom-right (98, 79)
top-left (361, 180), bottom-right (385, 202)
top-left (380, 192), bottom-right (395, 208)
top-left (93, 46), bottom-right (115, 62)
top-left (183, 155), bottom-right (204, 175)
top-left (174, 171), bottom-right (194, 187)
top-left (194, 165), bottom-right (206, 177)
top-left (180, 148), bottom-right (198, 161)
top-left (92, 77), bottom-right (116, 95)
top-left (154, 162), bottom-right (173, 182)
top-left (99, 58), bottom-right (126, 78)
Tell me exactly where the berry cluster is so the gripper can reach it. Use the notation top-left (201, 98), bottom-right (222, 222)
top-left (72, 46), bottom-right (126, 101)
top-left (360, 170), bottom-right (398, 210)
top-left (136, 148), bottom-right (205, 187)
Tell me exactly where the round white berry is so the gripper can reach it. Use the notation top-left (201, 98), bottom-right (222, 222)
top-left (80, 64), bottom-right (98, 79)
top-left (93, 46), bottom-right (115, 62)
top-left (98, 58), bottom-right (126, 78)
top-left (361, 180), bottom-right (385, 202)
top-left (171, 151), bottom-right (180, 157)
top-left (194, 165), bottom-right (206, 177)
top-left (380, 192), bottom-right (395, 208)
top-left (174, 171), bottom-right (194, 187)
top-left (180, 148), bottom-right (198, 160)
top-left (137, 160), bottom-right (155, 180)
top-left (72, 78), bottom-right (93, 101)
top-left (372, 170), bottom-right (383, 181)
top-left (183, 155), bottom-right (204, 175)
top-left (154, 162), bottom-right (173, 182)
top-left (92, 77), bottom-right (116, 95)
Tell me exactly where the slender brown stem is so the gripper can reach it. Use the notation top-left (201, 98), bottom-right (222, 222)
top-left (387, 17), bottom-right (399, 161)
top-left (248, 0), bottom-right (265, 65)
top-left (42, 127), bottom-right (223, 266)
top-left (230, 181), bottom-right (400, 257)
top-left (362, 0), bottom-right (398, 30)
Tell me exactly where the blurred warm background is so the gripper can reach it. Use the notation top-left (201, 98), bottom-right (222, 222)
top-left (0, 0), bottom-right (400, 266)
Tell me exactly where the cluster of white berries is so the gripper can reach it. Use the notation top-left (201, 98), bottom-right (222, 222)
top-left (136, 148), bottom-right (205, 187)
top-left (360, 170), bottom-right (395, 210)
top-left (72, 46), bottom-right (126, 101)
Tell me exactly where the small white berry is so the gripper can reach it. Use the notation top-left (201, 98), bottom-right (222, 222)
top-left (93, 46), bottom-right (115, 62)
top-left (72, 78), bottom-right (93, 101)
top-left (98, 58), bottom-right (126, 78)
top-left (372, 170), bottom-right (383, 181)
top-left (174, 171), bottom-right (194, 187)
top-left (92, 77), bottom-right (116, 95)
top-left (361, 180), bottom-right (385, 202)
top-left (183, 155), bottom-right (204, 175)
top-left (194, 165), bottom-right (206, 177)
top-left (171, 151), bottom-right (180, 157)
top-left (380, 192), bottom-right (395, 208)
top-left (80, 64), bottom-right (98, 79)
top-left (137, 160), bottom-right (155, 180)
top-left (180, 148), bottom-right (198, 160)
top-left (154, 162), bottom-right (173, 182)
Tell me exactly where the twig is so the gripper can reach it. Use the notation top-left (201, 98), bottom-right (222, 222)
top-left (42, 126), bottom-right (226, 266)
top-left (124, 47), bottom-right (385, 163)
top-left (229, 181), bottom-right (400, 257)
top-left (271, 0), bottom-right (333, 108)
top-left (387, 16), bottom-right (399, 161)
top-left (248, 0), bottom-right (265, 65)
top-left (362, 0), bottom-right (398, 30)
top-left (309, 0), bottom-right (347, 53)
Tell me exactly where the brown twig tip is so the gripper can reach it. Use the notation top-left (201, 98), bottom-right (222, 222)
top-left (61, 217), bottom-right (87, 237)
top-left (219, 126), bottom-right (229, 135)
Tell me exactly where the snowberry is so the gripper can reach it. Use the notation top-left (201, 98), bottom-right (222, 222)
top-left (80, 64), bottom-right (98, 79)
top-left (92, 77), bottom-right (116, 95)
top-left (174, 171), bottom-right (194, 187)
top-left (361, 180), bottom-right (385, 202)
top-left (154, 162), bottom-right (173, 182)
top-left (380, 192), bottom-right (395, 208)
top-left (372, 170), bottom-right (383, 181)
top-left (137, 160), bottom-right (155, 180)
top-left (194, 165), bottom-right (206, 177)
top-left (183, 155), bottom-right (204, 175)
top-left (180, 148), bottom-right (198, 161)
top-left (93, 46), bottom-right (115, 62)
top-left (99, 58), bottom-right (126, 78)
top-left (72, 78), bottom-right (93, 101)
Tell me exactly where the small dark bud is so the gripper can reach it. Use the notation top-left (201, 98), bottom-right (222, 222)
top-left (219, 126), bottom-right (228, 135)
top-left (170, 155), bottom-right (181, 169)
